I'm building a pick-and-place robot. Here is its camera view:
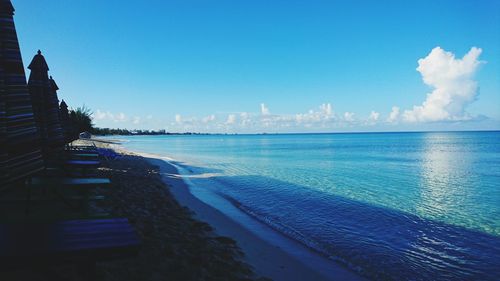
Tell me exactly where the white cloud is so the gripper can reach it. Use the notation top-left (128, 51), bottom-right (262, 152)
top-left (240, 112), bottom-right (251, 126)
top-left (344, 112), bottom-right (355, 122)
top-left (93, 109), bottom-right (109, 120)
top-left (142, 99), bottom-right (485, 132)
top-left (116, 113), bottom-right (126, 122)
top-left (202, 114), bottom-right (216, 123)
top-left (92, 110), bottom-right (127, 122)
top-left (320, 103), bottom-right (333, 116)
top-left (226, 114), bottom-right (236, 124)
top-left (146, 115), bottom-right (153, 120)
top-left (295, 103), bottom-right (335, 124)
top-left (367, 111), bottom-right (380, 124)
top-left (387, 106), bottom-right (400, 123)
top-left (132, 116), bottom-right (141, 125)
top-left (260, 103), bottom-right (270, 115)
top-left (403, 46), bottom-right (483, 122)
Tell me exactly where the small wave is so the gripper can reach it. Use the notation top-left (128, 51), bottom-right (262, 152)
top-left (216, 192), bottom-right (364, 276)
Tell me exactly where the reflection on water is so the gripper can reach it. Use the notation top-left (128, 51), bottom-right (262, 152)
top-left (419, 133), bottom-right (460, 217)
top-left (417, 133), bottom-right (497, 234)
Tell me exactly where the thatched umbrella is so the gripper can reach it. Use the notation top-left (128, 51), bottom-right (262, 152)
top-left (59, 99), bottom-right (73, 143)
top-left (0, 67), bottom-right (8, 185)
top-left (27, 51), bottom-right (49, 142)
top-left (0, 0), bottom-right (44, 186)
top-left (47, 76), bottom-right (65, 147)
top-left (27, 51), bottom-right (65, 161)
top-left (69, 110), bottom-right (78, 141)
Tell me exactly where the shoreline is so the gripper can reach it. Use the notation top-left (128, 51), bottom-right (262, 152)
top-left (112, 143), bottom-right (363, 281)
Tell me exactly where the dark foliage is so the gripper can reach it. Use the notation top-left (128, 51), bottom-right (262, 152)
top-left (69, 106), bottom-right (93, 136)
top-left (90, 127), bottom-right (209, 136)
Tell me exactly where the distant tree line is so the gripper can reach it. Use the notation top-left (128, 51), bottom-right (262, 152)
top-left (90, 127), bottom-right (209, 136)
top-left (70, 106), bottom-right (218, 136)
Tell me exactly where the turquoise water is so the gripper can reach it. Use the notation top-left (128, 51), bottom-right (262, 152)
top-left (117, 132), bottom-right (500, 280)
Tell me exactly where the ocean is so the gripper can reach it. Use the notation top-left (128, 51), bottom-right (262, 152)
top-left (116, 131), bottom-right (500, 280)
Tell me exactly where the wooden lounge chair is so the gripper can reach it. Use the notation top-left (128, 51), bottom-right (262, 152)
top-left (66, 145), bottom-right (97, 152)
top-left (65, 160), bottom-right (101, 168)
top-left (0, 218), bottom-right (140, 280)
top-left (67, 152), bottom-right (99, 159)
top-left (65, 160), bottom-right (101, 175)
top-left (29, 177), bottom-right (111, 187)
top-left (41, 160), bottom-right (101, 178)
top-left (39, 154), bottom-right (101, 177)
top-left (26, 177), bottom-right (111, 213)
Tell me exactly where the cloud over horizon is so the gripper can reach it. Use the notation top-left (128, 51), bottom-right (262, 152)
top-left (403, 46), bottom-right (484, 122)
top-left (93, 110), bottom-right (127, 123)
top-left (93, 46), bottom-right (492, 132)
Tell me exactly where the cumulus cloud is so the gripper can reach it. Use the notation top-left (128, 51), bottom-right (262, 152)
top-left (387, 106), bottom-right (400, 123)
top-left (260, 103), bottom-right (270, 115)
top-left (295, 103), bottom-right (334, 123)
top-left (93, 110), bottom-right (127, 122)
top-left (93, 110), bottom-right (109, 120)
top-left (175, 114), bottom-right (182, 123)
top-left (226, 114), bottom-right (236, 124)
top-left (403, 46), bottom-right (484, 122)
top-left (116, 113), bottom-right (126, 122)
top-left (202, 114), bottom-right (216, 123)
top-left (132, 116), bottom-right (141, 125)
top-left (344, 112), bottom-right (355, 122)
top-left (320, 103), bottom-right (333, 116)
top-left (240, 112), bottom-right (251, 126)
top-left (367, 111), bottom-right (380, 125)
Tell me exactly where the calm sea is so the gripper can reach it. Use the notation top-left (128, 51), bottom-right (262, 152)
top-left (117, 131), bottom-right (500, 280)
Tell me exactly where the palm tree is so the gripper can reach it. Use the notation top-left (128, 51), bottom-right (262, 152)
top-left (69, 106), bottom-right (94, 138)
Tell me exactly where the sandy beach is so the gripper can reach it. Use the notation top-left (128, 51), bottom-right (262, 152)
top-left (147, 157), bottom-right (358, 281)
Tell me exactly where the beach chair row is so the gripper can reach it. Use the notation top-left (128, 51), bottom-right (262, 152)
top-left (1, 143), bottom-right (140, 279)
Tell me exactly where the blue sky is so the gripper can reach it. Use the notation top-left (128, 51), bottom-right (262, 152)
top-left (13, 0), bottom-right (500, 133)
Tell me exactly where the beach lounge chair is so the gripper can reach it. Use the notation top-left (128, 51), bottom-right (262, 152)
top-left (67, 144), bottom-right (97, 151)
top-left (65, 148), bottom-right (97, 153)
top-left (26, 177), bottom-right (111, 213)
top-left (29, 177), bottom-right (111, 187)
top-left (64, 160), bottom-right (101, 176)
top-left (67, 152), bottom-right (99, 158)
top-left (65, 160), bottom-right (101, 167)
top-left (36, 160), bottom-right (101, 178)
top-left (0, 218), bottom-right (140, 280)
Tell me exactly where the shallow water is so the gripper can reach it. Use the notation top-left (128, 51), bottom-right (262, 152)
top-left (117, 132), bottom-right (500, 280)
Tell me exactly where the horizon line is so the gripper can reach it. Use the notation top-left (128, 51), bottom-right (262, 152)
top-left (94, 129), bottom-right (500, 136)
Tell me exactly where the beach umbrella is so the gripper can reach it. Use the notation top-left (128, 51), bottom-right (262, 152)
top-left (59, 99), bottom-right (72, 143)
top-left (69, 110), bottom-right (79, 141)
top-left (0, 0), bottom-right (44, 186)
top-left (0, 67), bottom-right (8, 186)
top-left (27, 50), bottom-right (49, 142)
top-left (27, 51), bottom-right (65, 160)
top-left (62, 102), bottom-right (80, 142)
top-left (47, 76), bottom-right (65, 147)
